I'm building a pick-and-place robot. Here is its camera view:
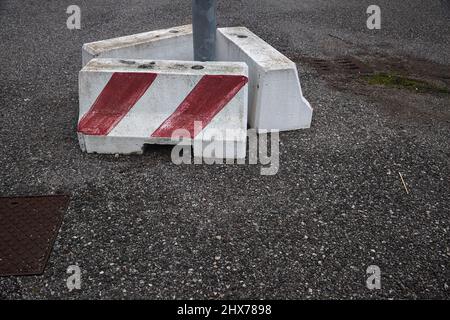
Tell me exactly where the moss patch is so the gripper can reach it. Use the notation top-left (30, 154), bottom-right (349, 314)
top-left (365, 73), bottom-right (450, 94)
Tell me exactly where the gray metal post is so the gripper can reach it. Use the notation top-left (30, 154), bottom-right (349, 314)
top-left (192, 0), bottom-right (217, 61)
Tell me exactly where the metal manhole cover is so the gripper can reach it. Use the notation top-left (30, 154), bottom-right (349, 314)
top-left (0, 195), bottom-right (69, 276)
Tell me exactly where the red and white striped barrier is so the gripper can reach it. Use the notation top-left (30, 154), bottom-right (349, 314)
top-left (80, 25), bottom-right (312, 144)
top-left (78, 59), bottom-right (248, 159)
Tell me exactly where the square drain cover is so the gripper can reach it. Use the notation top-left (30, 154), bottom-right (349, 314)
top-left (0, 195), bottom-right (69, 276)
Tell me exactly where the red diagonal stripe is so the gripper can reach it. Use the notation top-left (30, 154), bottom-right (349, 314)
top-left (78, 72), bottom-right (157, 136)
top-left (151, 75), bottom-right (248, 139)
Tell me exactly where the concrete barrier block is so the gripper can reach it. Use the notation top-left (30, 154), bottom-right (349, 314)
top-left (78, 58), bottom-right (248, 159)
top-left (82, 25), bottom-right (193, 67)
top-left (216, 27), bottom-right (313, 131)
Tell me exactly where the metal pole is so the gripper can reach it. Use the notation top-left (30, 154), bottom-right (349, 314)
top-left (192, 0), bottom-right (217, 61)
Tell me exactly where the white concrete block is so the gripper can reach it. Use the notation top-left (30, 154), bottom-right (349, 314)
top-left (78, 58), bottom-right (248, 159)
top-left (82, 25), bottom-right (193, 67)
top-left (216, 27), bottom-right (313, 131)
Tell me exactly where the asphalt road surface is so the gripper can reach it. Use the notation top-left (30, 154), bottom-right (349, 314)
top-left (0, 0), bottom-right (449, 299)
